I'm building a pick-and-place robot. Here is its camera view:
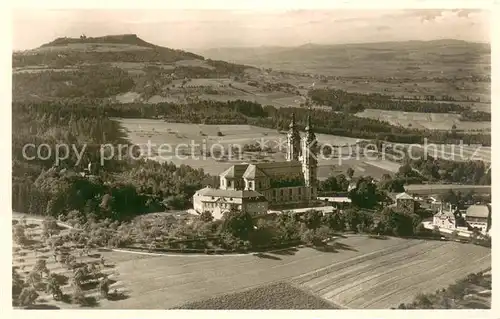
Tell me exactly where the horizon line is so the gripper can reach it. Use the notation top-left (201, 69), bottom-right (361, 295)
top-left (12, 35), bottom-right (491, 53)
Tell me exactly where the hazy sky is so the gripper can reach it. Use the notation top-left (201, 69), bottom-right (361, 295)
top-left (12, 9), bottom-right (490, 50)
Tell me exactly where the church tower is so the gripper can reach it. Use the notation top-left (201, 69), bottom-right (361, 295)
top-left (286, 113), bottom-right (301, 161)
top-left (301, 113), bottom-right (318, 198)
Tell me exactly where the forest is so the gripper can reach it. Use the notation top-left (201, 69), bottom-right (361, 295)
top-left (308, 88), bottom-right (469, 114)
top-left (12, 101), bottom-right (210, 222)
top-left (308, 88), bottom-right (492, 123)
top-left (12, 99), bottom-right (491, 146)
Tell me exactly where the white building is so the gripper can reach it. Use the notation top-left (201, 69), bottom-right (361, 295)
top-left (465, 205), bottom-right (491, 234)
top-left (432, 204), bottom-right (456, 229)
top-left (192, 187), bottom-right (268, 220)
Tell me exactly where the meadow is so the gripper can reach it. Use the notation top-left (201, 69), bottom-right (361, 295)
top-left (356, 109), bottom-right (491, 131)
top-left (404, 184), bottom-right (491, 196)
top-left (117, 118), bottom-right (399, 179)
top-left (16, 231), bottom-right (488, 309)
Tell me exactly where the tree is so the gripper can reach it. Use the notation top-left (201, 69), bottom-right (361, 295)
top-left (432, 225), bottom-right (441, 238)
top-left (322, 211), bottom-right (345, 232)
top-left (42, 217), bottom-right (60, 238)
top-left (344, 209), bottom-right (362, 232)
top-left (12, 267), bottom-right (25, 303)
top-left (98, 277), bottom-right (110, 299)
top-left (471, 228), bottom-right (482, 242)
top-left (303, 210), bottom-right (323, 230)
top-left (414, 293), bottom-right (433, 309)
top-left (300, 229), bottom-right (318, 246)
top-left (27, 271), bottom-right (42, 290)
top-left (348, 177), bottom-right (381, 209)
top-left (71, 284), bottom-right (86, 305)
top-left (221, 209), bottom-right (255, 240)
top-left (45, 273), bottom-right (63, 300)
top-left (17, 287), bottom-right (39, 307)
top-left (398, 164), bottom-right (413, 177)
top-left (199, 211), bottom-right (214, 223)
top-left (72, 265), bottom-right (89, 287)
top-left (13, 224), bottom-right (27, 246)
top-left (336, 174), bottom-right (349, 191)
top-left (346, 167), bottom-right (355, 179)
top-left (301, 226), bottom-right (332, 246)
top-left (319, 176), bottom-right (339, 193)
top-left (440, 189), bottom-right (458, 206)
top-left (379, 208), bottom-right (416, 237)
top-left (33, 258), bottom-right (49, 278)
top-left (357, 211), bottom-right (374, 233)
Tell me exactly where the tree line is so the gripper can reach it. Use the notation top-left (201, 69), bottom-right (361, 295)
top-left (13, 99), bottom-right (491, 147)
top-left (12, 100), bottom-right (211, 221)
top-left (308, 88), bottom-right (468, 114)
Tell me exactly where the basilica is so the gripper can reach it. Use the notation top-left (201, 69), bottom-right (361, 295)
top-left (192, 114), bottom-right (319, 219)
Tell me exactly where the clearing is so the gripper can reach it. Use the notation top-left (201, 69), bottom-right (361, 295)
top-left (355, 109), bottom-right (490, 132)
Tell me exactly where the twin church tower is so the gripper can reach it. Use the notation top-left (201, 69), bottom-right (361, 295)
top-left (286, 113), bottom-right (318, 190)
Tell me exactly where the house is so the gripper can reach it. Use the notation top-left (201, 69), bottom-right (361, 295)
top-left (193, 113), bottom-right (319, 218)
top-left (192, 187), bottom-right (268, 220)
top-left (432, 205), bottom-right (457, 229)
top-left (465, 205), bottom-right (491, 234)
top-left (396, 192), bottom-right (415, 214)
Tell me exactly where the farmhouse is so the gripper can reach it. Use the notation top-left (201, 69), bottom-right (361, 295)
top-left (432, 204), bottom-right (457, 229)
top-left (193, 113), bottom-right (318, 218)
top-left (465, 204), bottom-right (491, 234)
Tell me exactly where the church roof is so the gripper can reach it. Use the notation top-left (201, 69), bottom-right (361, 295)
top-left (243, 164), bottom-right (269, 179)
top-left (254, 161), bottom-right (303, 177)
top-left (219, 161), bottom-right (304, 180)
top-left (220, 164), bottom-right (249, 179)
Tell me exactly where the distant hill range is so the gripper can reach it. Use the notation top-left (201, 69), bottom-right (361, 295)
top-left (196, 39), bottom-right (491, 77)
top-left (11, 35), bottom-right (490, 106)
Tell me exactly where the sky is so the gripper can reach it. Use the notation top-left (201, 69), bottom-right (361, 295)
top-left (12, 9), bottom-right (490, 50)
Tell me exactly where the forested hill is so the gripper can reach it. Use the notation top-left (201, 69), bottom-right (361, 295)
top-left (12, 34), bottom-right (252, 71)
top-left (15, 34), bottom-right (203, 63)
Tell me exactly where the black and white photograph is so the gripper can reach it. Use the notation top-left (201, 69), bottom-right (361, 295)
top-left (7, 3), bottom-right (494, 312)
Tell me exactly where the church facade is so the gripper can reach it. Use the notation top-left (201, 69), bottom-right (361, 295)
top-left (192, 113), bottom-right (319, 218)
